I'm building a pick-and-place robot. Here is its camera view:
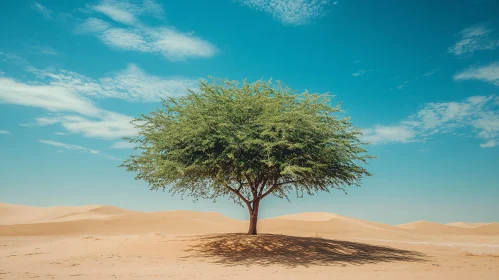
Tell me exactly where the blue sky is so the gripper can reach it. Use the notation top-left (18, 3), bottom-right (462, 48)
top-left (1, 0), bottom-right (498, 225)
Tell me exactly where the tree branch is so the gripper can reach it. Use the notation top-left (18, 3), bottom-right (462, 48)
top-left (223, 183), bottom-right (250, 207)
top-left (236, 181), bottom-right (245, 193)
top-left (258, 183), bottom-right (279, 200)
top-left (258, 179), bottom-right (268, 197)
top-left (278, 180), bottom-right (298, 186)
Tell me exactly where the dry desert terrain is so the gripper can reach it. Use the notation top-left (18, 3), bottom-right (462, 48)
top-left (0, 203), bottom-right (498, 279)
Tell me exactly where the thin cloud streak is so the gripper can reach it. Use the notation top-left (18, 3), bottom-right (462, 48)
top-left (448, 25), bottom-right (499, 55)
top-left (362, 96), bottom-right (499, 148)
top-left (237, 0), bottom-right (332, 25)
top-left (31, 2), bottom-right (53, 19)
top-left (39, 139), bottom-right (120, 160)
top-left (454, 61), bottom-right (499, 86)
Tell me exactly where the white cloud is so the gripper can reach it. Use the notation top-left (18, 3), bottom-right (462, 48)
top-left (31, 2), bottom-right (53, 19)
top-left (75, 1), bottom-right (215, 60)
top-left (333, 1), bottom-right (338, 5)
top-left (111, 141), bottom-right (136, 149)
top-left (237, 0), bottom-right (331, 25)
top-left (352, 69), bottom-right (373, 77)
top-left (39, 139), bottom-right (120, 160)
top-left (0, 77), bottom-right (100, 116)
top-left (39, 139), bottom-right (99, 154)
top-left (1, 54), bottom-right (198, 139)
top-left (0, 130), bottom-right (11, 134)
top-left (448, 25), bottom-right (499, 55)
top-left (77, 18), bottom-right (111, 33)
top-left (36, 117), bottom-right (61, 125)
top-left (362, 125), bottom-right (417, 144)
top-left (99, 64), bottom-right (198, 101)
top-left (94, 26), bottom-right (218, 60)
top-left (30, 63), bottom-right (197, 102)
top-left (36, 112), bottom-right (136, 140)
top-left (94, 4), bottom-right (137, 25)
top-left (480, 140), bottom-right (496, 148)
top-left (32, 46), bottom-right (59, 56)
top-left (362, 95), bottom-right (499, 148)
top-left (423, 69), bottom-right (438, 76)
top-left (0, 68), bottom-right (142, 139)
top-left (100, 28), bottom-right (148, 50)
top-left (454, 61), bottom-right (499, 86)
top-left (93, 0), bottom-right (163, 25)
top-left (396, 80), bottom-right (410, 90)
top-left (412, 96), bottom-right (492, 130)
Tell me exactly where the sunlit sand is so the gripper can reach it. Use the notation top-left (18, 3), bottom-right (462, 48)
top-left (1, 203), bottom-right (498, 279)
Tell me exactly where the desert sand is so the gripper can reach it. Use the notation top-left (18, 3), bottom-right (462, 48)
top-left (0, 203), bottom-right (497, 279)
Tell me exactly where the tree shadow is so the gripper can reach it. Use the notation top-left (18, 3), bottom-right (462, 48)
top-left (182, 233), bottom-right (427, 267)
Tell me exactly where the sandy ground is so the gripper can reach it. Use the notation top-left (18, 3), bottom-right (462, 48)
top-left (0, 203), bottom-right (498, 279)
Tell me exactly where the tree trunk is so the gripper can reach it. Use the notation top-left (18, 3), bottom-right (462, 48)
top-left (247, 199), bottom-right (260, 235)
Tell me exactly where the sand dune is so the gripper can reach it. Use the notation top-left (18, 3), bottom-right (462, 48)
top-left (0, 204), bottom-right (498, 237)
top-left (0, 205), bottom-right (410, 238)
top-left (397, 220), bottom-right (499, 236)
top-left (0, 204), bottom-right (246, 236)
top-left (397, 220), bottom-right (469, 234)
top-left (260, 212), bottom-right (414, 239)
top-left (472, 223), bottom-right (499, 235)
top-left (0, 203), bottom-right (133, 225)
top-left (273, 212), bottom-right (347, 221)
top-left (2, 204), bottom-right (498, 238)
top-left (1, 203), bottom-right (498, 280)
top-left (446, 222), bottom-right (491, 228)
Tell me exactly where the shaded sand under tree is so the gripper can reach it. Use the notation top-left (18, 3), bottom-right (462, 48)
top-left (183, 233), bottom-right (426, 267)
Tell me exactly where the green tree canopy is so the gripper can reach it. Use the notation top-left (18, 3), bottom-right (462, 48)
top-left (121, 78), bottom-right (373, 234)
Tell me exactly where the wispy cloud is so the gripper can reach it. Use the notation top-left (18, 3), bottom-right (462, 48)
top-left (0, 77), bottom-right (101, 116)
top-left (454, 61), bottom-right (499, 86)
top-left (480, 140), bottom-right (496, 148)
top-left (396, 80), bottom-right (410, 90)
top-left (92, 0), bottom-right (163, 25)
top-left (391, 69), bottom-right (437, 91)
top-left (448, 25), bottom-right (499, 55)
top-left (31, 2), bottom-right (53, 20)
top-left (0, 130), bottom-right (11, 135)
top-left (94, 4), bottom-right (137, 25)
top-left (362, 125), bottom-right (417, 144)
top-left (98, 26), bottom-right (217, 60)
top-left (423, 69), bottom-right (439, 76)
top-left (38, 46), bottom-right (59, 56)
top-left (0, 54), bottom-right (199, 139)
top-left (29, 63), bottom-right (198, 102)
top-left (39, 139), bottom-right (99, 154)
top-left (237, 0), bottom-right (332, 25)
top-left (39, 139), bottom-right (119, 160)
top-left (76, 18), bottom-right (111, 33)
top-left (35, 113), bottom-right (137, 140)
top-left (352, 69), bottom-right (374, 77)
top-left (75, 1), bottom-right (216, 60)
top-left (110, 141), bottom-right (135, 149)
top-left (362, 95), bottom-right (499, 148)
top-left (0, 76), bottom-right (136, 139)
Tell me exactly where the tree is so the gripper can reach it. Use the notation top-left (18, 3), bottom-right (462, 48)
top-left (120, 78), bottom-right (373, 235)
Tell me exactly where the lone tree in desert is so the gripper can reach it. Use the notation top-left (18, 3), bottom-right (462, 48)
top-left (121, 79), bottom-right (373, 235)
